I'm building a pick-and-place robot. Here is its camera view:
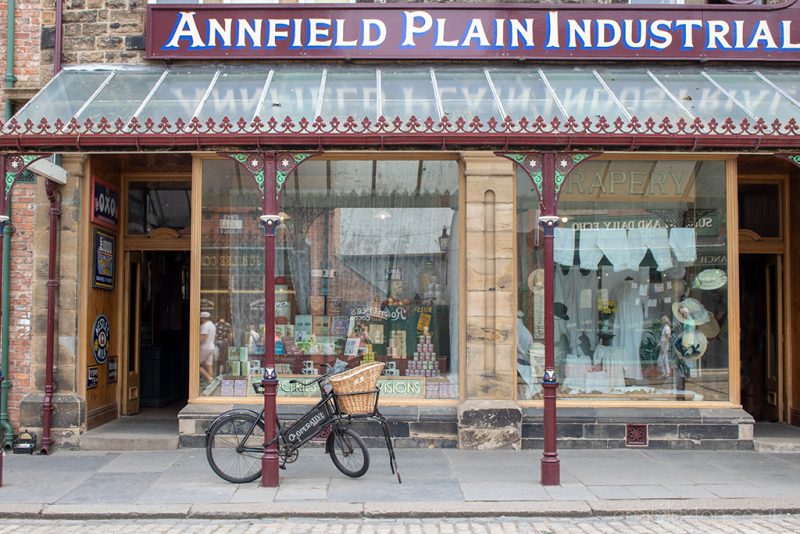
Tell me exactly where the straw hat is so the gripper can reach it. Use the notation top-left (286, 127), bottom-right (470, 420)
top-left (676, 330), bottom-right (708, 361)
top-left (697, 314), bottom-right (720, 339)
top-left (693, 269), bottom-right (727, 291)
top-left (672, 298), bottom-right (710, 325)
top-left (200, 311), bottom-right (211, 319)
top-left (527, 269), bottom-right (544, 292)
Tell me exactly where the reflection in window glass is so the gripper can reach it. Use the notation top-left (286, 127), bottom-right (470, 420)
top-left (516, 160), bottom-right (729, 402)
top-left (200, 158), bottom-right (460, 400)
top-left (127, 182), bottom-right (191, 235)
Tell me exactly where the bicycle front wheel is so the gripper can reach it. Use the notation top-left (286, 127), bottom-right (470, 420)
top-left (327, 426), bottom-right (369, 478)
top-left (206, 412), bottom-right (265, 483)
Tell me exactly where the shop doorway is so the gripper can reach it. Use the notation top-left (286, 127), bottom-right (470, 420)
top-left (739, 254), bottom-right (783, 422)
top-left (123, 250), bottom-right (190, 415)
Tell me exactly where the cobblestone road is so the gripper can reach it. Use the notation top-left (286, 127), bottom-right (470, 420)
top-left (2, 515), bottom-right (800, 533)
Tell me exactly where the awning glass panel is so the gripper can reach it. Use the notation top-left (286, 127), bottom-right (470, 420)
top-left (321, 68), bottom-right (378, 119)
top-left (265, 69), bottom-right (322, 120)
top-left (8, 64), bottom-right (800, 136)
top-left (78, 70), bottom-right (165, 124)
top-left (199, 68), bottom-right (271, 122)
top-left (381, 69), bottom-right (439, 120)
top-left (708, 70), bottom-right (800, 121)
top-left (651, 70), bottom-right (751, 123)
top-left (489, 68), bottom-right (563, 120)
top-left (136, 69), bottom-right (215, 122)
top-left (434, 69), bottom-right (502, 120)
top-left (595, 68), bottom-right (692, 122)
top-left (14, 70), bottom-right (111, 126)
top-left (540, 67), bottom-right (627, 121)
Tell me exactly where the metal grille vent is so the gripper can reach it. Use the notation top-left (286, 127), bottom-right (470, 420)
top-left (626, 424), bottom-right (648, 447)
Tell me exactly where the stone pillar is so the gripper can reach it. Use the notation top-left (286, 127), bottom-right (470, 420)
top-left (20, 154), bottom-right (85, 447)
top-left (459, 152), bottom-right (521, 449)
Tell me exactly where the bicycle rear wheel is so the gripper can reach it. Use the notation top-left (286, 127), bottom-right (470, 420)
top-left (206, 412), bottom-right (265, 483)
top-left (327, 425), bottom-right (369, 478)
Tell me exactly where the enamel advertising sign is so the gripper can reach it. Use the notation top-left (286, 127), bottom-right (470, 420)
top-left (147, 1), bottom-right (800, 61)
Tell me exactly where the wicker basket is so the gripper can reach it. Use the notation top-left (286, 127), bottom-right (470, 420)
top-left (329, 362), bottom-right (385, 415)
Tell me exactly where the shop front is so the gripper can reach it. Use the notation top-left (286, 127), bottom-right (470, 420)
top-left (3, 2), bottom-right (800, 451)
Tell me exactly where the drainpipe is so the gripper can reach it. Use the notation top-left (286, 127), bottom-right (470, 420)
top-left (0, 200), bottom-right (13, 448)
top-left (40, 180), bottom-right (60, 454)
top-left (4, 0), bottom-right (17, 120)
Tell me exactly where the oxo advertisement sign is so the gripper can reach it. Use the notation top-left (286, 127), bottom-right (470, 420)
top-left (147, 2), bottom-right (800, 61)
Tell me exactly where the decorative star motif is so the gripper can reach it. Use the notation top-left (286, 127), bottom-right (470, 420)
top-left (10, 160), bottom-right (20, 169)
top-left (249, 158), bottom-right (260, 168)
top-left (559, 159), bottom-right (569, 168)
top-left (281, 159), bottom-right (290, 168)
top-left (528, 160), bottom-right (538, 168)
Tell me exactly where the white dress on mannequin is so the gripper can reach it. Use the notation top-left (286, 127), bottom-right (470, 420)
top-left (611, 280), bottom-right (644, 380)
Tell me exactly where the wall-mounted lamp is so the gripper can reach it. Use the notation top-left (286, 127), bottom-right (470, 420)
top-left (437, 226), bottom-right (450, 253)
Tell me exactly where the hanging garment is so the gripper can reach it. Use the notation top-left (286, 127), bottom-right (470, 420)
top-left (574, 269), bottom-right (598, 352)
top-left (627, 227), bottom-right (673, 271)
top-left (657, 323), bottom-right (672, 377)
top-left (562, 353), bottom-right (592, 392)
top-left (554, 228), bottom-right (576, 266)
top-left (579, 229), bottom-right (604, 270)
top-left (555, 267), bottom-right (578, 354)
top-left (598, 229), bottom-right (631, 272)
top-left (593, 346), bottom-right (626, 389)
top-left (611, 281), bottom-right (645, 380)
top-left (669, 228), bottom-right (697, 263)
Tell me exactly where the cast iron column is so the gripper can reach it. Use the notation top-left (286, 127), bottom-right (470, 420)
top-left (539, 153), bottom-right (560, 486)
top-left (260, 154), bottom-right (280, 487)
top-left (222, 151), bottom-right (319, 487)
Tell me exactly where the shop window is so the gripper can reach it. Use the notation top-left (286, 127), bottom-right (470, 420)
top-left (516, 159), bottom-right (729, 402)
top-left (199, 158), bottom-right (460, 401)
top-left (127, 182), bottom-right (191, 236)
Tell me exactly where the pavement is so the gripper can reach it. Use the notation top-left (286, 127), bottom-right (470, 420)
top-left (2, 447), bottom-right (800, 520)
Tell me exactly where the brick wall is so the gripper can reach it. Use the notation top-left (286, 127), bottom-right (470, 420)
top-left (5, 183), bottom-right (35, 432)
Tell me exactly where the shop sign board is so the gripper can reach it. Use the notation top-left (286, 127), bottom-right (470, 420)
top-left (275, 376), bottom-right (424, 398)
top-left (92, 314), bottom-right (111, 365)
top-left (92, 228), bottom-right (115, 290)
top-left (87, 366), bottom-right (99, 389)
top-left (91, 176), bottom-right (119, 230)
top-left (567, 211), bottom-right (719, 236)
top-left (147, 2), bottom-right (800, 61)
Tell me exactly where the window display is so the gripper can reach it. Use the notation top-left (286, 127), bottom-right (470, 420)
top-left (517, 159), bottom-right (729, 401)
top-left (200, 158), bottom-right (460, 400)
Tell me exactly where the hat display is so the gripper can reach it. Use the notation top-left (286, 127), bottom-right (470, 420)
top-left (527, 269), bottom-right (544, 292)
top-left (672, 298), bottom-right (710, 325)
top-left (675, 330), bottom-right (708, 361)
top-left (697, 314), bottom-right (720, 339)
top-left (200, 311), bottom-right (211, 319)
top-left (693, 269), bottom-right (727, 291)
top-left (554, 302), bottom-right (570, 321)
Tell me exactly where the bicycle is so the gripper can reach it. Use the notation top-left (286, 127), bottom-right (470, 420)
top-left (205, 363), bottom-right (401, 484)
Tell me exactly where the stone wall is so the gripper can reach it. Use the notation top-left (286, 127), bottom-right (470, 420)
top-left (19, 154), bottom-right (85, 447)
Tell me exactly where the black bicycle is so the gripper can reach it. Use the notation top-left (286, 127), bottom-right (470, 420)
top-left (205, 365), bottom-right (400, 484)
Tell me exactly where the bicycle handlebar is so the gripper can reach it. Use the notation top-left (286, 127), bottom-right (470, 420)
top-left (288, 364), bottom-right (333, 387)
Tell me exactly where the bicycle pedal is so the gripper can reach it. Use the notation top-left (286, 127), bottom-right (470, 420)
top-left (279, 464), bottom-right (286, 470)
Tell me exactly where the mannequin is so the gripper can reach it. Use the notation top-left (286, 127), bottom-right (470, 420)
top-left (611, 279), bottom-right (644, 380)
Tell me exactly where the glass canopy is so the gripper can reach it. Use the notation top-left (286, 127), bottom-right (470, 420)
top-left (8, 64), bottom-right (800, 134)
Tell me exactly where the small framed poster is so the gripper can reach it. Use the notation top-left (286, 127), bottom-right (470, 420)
top-left (92, 228), bottom-right (115, 290)
top-left (87, 366), bottom-right (99, 389)
top-left (344, 337), bottom-right (361, 357)
top-left (91, 176), bottom-right (120, 230)
top-left (107, 356), bottom-right (118, 384)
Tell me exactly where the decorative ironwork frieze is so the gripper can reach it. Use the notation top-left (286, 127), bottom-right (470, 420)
top-left (3, 115), bottom-right (800, 151)
top-left (553, 153), bottom-right (594, 200)
top-left (2, 154), bottom-right (48, 199)
top-left (503, 153), bottom-right (543, 199)
top-left (775, 154), bottom-right (800, 169)
top-left (223, 151), bottom-right (320, 199)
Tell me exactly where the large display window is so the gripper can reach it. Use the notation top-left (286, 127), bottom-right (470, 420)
top-left (516, 159), bottom-right (730, 402)
top-left (199, 157), bottom-right (460, 400)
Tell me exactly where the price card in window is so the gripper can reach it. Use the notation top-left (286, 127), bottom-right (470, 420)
top-left (580, 289), bottom-right (592, 309)
top-left (654, 283), bottom-right (664, 293)
top-left (639, 284), bottom-right (648, 297)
